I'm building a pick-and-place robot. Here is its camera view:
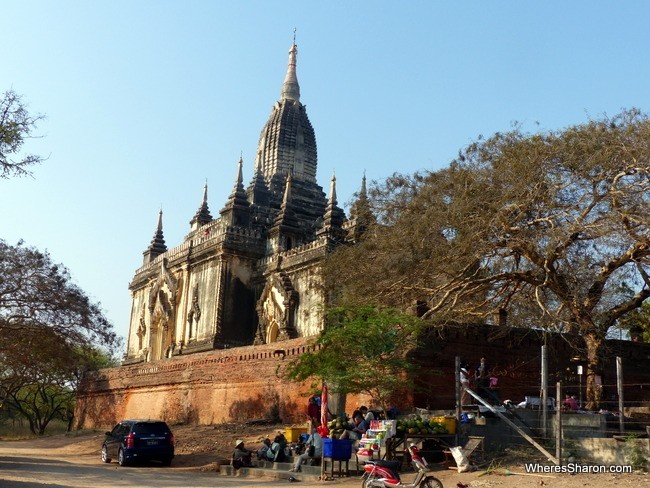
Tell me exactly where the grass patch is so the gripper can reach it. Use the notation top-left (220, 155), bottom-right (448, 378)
top-left (0, 420), bottom-right (69, 440)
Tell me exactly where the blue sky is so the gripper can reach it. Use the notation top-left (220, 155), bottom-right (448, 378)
top-left (2, 1), bottom-right (649, 344)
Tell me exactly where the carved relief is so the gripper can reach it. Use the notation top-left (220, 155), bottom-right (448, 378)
top-left (187, 284), bottom-right (201, 340)
top-left (146, 258), bottom-right (180, 361)
top-left (254, 271), bottom-right (298, 344)
top-left (137, 308), bottom-right (146, 350)
top-left (214, 256), bottom-right (228, 341)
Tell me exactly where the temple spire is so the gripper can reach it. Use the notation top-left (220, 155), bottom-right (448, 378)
top-left (143, 209), bottom-right (167, 264)
top-left (349, 172), bottom-right (375, 242)
top-left (269, 173), bottom-right (300, 252)
top-left (247, 163), bottom-right (271, 206)
top-left (189, 181), bottom-right (213, 231)
top-left (273, 174), bottom-right (298, 230)
top-left (317, 173), bottom-right (346, 242)
top-left (235, 155), bottom-right (244, 190)
top-left (226, 156), bottom-right (247, 203)
top-left (282, 173), bottom-right (293, 206)
top-left (328, 173), bottom-right (338, 206)
top-left (220, 157), bottom-right (250, 226)
top-left (280, 37), bottom-right (300, 102)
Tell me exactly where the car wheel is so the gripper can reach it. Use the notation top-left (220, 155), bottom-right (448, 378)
top-left (101, 445), bottom-right (111, 463)
top-left (117, 448), bottom-right (129, 467)
top-left (161, 457), bottom-right (172, 466)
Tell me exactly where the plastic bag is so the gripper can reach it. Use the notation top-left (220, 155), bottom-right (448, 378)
top-left (449, 446), bottom-right (470, 473)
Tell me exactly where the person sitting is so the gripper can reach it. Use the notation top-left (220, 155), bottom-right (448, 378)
top-left (256, 438), bottom-right (271, 461)
top-left (339, 411), bottom-right (368, 440)
top-left (231, 440), bottom-right (252, 469)
top-left (359, 405), bottom-right (374, 423)
top-left (562, 394), bottom-right (579, 411)
top-left (266, 432), bottom-right (287, 462)
top-left (290, 420), bottom-right (323, 472)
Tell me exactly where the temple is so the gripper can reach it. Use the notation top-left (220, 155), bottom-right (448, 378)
top-left (124, 41), bottom-right (367, 363)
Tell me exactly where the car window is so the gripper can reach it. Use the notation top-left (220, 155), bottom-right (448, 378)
top-left (132, 422), bottom-right (169, 435)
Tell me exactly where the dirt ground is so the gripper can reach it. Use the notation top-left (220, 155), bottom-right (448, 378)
top-left (1, 423), bottom-right (647, 487)
top-left (0, 422), bottom-right (282, 469)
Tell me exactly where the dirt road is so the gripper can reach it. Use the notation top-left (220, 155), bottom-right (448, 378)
top-left (0, 431), bottom-right (646, 487)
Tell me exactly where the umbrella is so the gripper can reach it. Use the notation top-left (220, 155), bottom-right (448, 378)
top-left (320, 382), bottom-right (329, 481)
top-left (320, 383), bottom-right (328, 429)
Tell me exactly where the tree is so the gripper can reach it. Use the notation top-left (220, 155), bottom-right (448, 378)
top-left (0, 240), bottom-right (117, 350)
top-left (284, 306), bottom-right (423, 412)
top-left (0, 240), bottom-right (120, 433)
top-left (0, 329), bottom-right (118, 435)
top-left (328, 110), bottom-right (650, 410)
top-left (0, 90), bottom-right (45, 178)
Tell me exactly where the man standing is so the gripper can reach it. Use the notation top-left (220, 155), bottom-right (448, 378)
top-left (460, 363), bottom-right (471, 406)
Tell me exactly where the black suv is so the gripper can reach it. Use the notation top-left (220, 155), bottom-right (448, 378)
top-left (101, 420), bottom-right (174, 466)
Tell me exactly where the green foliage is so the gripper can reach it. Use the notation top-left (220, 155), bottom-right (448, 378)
top-left (0, 90), bottom-right (45, 178)
top-left (1, 326), bottom-right (117, 435)
top-left (5, 383), bottom-right (74, 436)
top-left (623, 433), bottom-right (648, 471)
top-left (285, 306), bottom-right (423, 410)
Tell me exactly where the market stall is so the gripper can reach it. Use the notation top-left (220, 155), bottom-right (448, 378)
top-left (384, 416), bottom-right (457, 466)
top-left (385, 433), bottom-right (455, 465)
top-left (357, 419), bottom-right (397, 461)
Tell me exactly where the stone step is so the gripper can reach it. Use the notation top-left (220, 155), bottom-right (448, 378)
top-left (220, 458), bottom-right (358, 481)
top-left (256, 459), bottom-right (324, 475)
top-left (220, 464), bottom-right (321, 482)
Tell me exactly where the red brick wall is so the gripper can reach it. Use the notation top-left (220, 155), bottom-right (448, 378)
top-left (75, 327), bottom-right (650, 429)
top-left (75, 338), bottom-right (325, 429)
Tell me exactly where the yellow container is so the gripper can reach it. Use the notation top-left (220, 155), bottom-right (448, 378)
top-left (285, 426), bottom-right (308, 442)
top-left (430, 416), bottom-right (456, 434)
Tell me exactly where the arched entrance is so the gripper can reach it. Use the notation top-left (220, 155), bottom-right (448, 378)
top-left (266, 320), bottom-right (279, 343)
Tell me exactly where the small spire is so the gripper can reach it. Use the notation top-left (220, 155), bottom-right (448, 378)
top-left (220, 157), bottom-right (250, 225)
top-left (280, 36), bottom-right (300, 102)
top-left (282, 173), bottom-right (293, 206)
top-left (272, 173), bottom-right (299, 231)
top-left (236, 155), bottom-right (244, 189)
top-left (226, 156), bottom-right (247, 204)
top-left (156, 208), bottom-right (163, 232)
top-left (349, 172), bottom-right (375, 241)
top-left (247, 163), bottom-right (271, 206)
top-left (318, 173), bottom-right (346, 241)
top-left (328, 173), bottom-right (337, 206)
top-left (144, 208), bottom-right (167, 264)
top-left (190, 181), bottom-right (213, 229)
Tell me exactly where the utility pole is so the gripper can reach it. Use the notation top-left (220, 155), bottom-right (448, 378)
top-left (556, 381), bottom-right (562, 464)
top-left (616, 356), bottom-right (624, 435)
top-left (541, 345), bottom-right (548, 437)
